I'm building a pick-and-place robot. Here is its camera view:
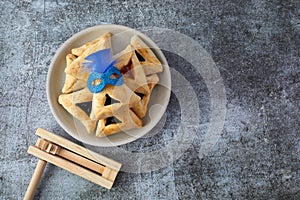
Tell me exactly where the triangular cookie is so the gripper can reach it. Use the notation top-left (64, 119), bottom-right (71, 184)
top-left (90, 84), bottom-right (141, 120)
top-left (132, 74), bottom-right (159, 118)
top-left (114, 45), bottom-right (134, 70)
top-left (71, 33), bottom-right (111, 56)
top-left (62, 54), bottom-right (86, 93)
top-left (117, 52), bottom-right (150, 95)
top-left (65, 32), bottom-right (112, 81)
top-left (95, 107), bottom-right (142, 137)
top-left (130, 35), bottom-right (163, 75)
top-left (58, 87), bottom-right (97, 133)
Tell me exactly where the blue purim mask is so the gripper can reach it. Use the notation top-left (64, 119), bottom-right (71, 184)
top-left (83, 49), bottom-right (124, 93)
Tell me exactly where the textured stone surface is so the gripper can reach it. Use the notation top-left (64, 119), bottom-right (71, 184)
top-left (1, 0), bottom-right (299, 199)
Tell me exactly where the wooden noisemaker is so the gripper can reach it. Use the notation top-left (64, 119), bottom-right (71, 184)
top-left (24, 128), bottom-right (122, 200)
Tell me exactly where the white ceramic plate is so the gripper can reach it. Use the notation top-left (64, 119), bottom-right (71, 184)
top-left (47, 24), bottom-right (171, 146)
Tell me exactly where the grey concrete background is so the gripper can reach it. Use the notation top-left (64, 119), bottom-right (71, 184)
top-left (1, 0), bottom-right (299, 199)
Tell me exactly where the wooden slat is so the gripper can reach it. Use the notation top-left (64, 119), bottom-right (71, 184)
top-left (36, 138), bottom-right (107, 175)
top-left (58, 148), bottom-right (106, 175)
top-left (28, 146), bottom-right (114, 189)
top-left (35, 128), bottom-right (122, 171)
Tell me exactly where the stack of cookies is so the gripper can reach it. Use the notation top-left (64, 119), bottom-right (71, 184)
top-left (58, 33), bottom-right (163, 137)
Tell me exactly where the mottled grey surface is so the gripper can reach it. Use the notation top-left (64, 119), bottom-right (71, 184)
top-left (1, 0), bottom-right (300, 199)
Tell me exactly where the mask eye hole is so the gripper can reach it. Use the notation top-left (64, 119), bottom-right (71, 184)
top-left (92, 79), bottom-right (102, 86)
top-left (110, 73), bottom-right (120, 79)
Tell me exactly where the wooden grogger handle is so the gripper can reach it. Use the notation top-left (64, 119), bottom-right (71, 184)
top-left (24, 159), bottom-right (47, 200)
